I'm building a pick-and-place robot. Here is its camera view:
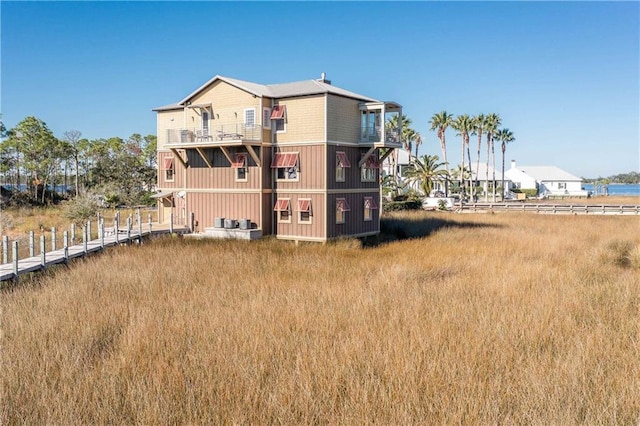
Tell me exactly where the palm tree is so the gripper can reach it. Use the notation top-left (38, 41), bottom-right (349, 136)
top-left (484, 113), bottom-right (502, 201)
top-left (414, 132), bottom-right (422, 160)
top-left (451, 114), bottom-right (473, 201)
top-left (471, 114), bottom-right (485, 201)
top-left (404, 154), bottom-right (449, 197)
top-left (429, 111), bottom-right (453, 195)
top-left (386, 114), bottom-right (414, 192)
top-left (495, 128), bottom-right (515, 200)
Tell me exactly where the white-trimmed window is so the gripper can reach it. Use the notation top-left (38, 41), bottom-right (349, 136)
top-left (336, 198), bottom-right (350, 224)
top-left (360, 154), bottom-right (379, 182)
top-left (364, 196), bottom-right (378, 221)
top-left (271, 152), bottom-right (299, 181)
top-left (558, 182), bottom-right (567, 190)
top-left (336, 151), bottom-right (351, 182)
top-left (163, 157), bottom-right (174, 182)
top-left (297, 199), bottom-right (312, 224)
top-left (271, 105), bottom-right (287, 133)
top-left (263, 107), bottom-right (271, 130)
top-left (274, 198), bottom-right (291, 223)
top-left (244, 108), bottom-right (256, 129)
top-left (232, 153), bottom-right (247, 182)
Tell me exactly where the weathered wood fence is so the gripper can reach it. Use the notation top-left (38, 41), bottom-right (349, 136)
top-left (1, 210), bottom-right (185, 283)
top-left (460, 203), bottom-right (640, 215)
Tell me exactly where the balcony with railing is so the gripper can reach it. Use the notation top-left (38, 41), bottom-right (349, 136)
top-left (165, 123), bottom-right (263, 146)
top-left (360, 127), bottom-right (401, 146)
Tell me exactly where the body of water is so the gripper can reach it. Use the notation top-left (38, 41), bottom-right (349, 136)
top-left (583, 183), bottom-right (640, 196)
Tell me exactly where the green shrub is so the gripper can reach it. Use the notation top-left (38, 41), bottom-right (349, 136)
top-left (512, 188), bottom-right (538, 197)
top-left (382, 200), bottom-right (422, 212)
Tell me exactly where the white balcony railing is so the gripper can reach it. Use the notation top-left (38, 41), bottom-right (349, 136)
top-left (166, 124), bottom-right (263, 144)
top-left (360, 127), bottom-right (401, 145)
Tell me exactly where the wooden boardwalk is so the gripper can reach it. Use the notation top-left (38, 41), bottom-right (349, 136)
top-left (1, 222), bottom-right (188, 283)
top-left (459, 203), bottom-right (640, 215)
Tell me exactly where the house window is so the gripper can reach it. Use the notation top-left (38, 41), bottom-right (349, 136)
top-left (244, 108), bottom-right (255, 129)
top-left (274, 198), bottom-right (291, 223)
top-left (360, 153), bottom-right (379, 182)
top-left (271, 152), bottom-right (299, 181)
top-left (263, 107), bottom-right (271, 130)
top-left (336, 198), bottom-right (350, 224)
top-left (336, 151), bottom-right (351, 182)
top-left (364, 196), bottom-right (378, 221)
top-left (232, 153), bottom-right (247, 182)
top-left (297, 199), bottom-right (312, 224)
top-left (163, 157), bottom-right (174, 182)
top-left (558, 182), bottom-right (567, 190)
top-left (202, 111), bottom-right (210, 136)
top-left (271, 105), bottom-right (287, 133)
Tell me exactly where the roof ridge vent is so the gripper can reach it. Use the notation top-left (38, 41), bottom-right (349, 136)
top-left (317, 72), bottom-right (331, 85)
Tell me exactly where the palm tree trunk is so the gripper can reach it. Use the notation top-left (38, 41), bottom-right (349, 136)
top-left (501, 142), bottom-right (506, 201)
top-left (475, 133), bottom-right (482, 202)
top-left (485, 134), bottom-right (490, 202)
top-left (460, 137), bottom-right (465, 202)
top-left (440, 134), bottom-right (449, 197)
top-left (491, 138), bottom-right (496, 202)
top-left (466, 136), bottom-right (473, 202)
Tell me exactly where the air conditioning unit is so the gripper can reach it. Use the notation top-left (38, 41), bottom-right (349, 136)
top-left (239, 219), bottom-right (251, 230)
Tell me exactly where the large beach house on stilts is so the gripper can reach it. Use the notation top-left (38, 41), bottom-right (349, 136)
top-left (152, 73), bottom-right (402, 242)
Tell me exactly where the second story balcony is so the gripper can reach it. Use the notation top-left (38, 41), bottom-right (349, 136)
top-left (359, 101), bottom-right (402, 148)
top-left (165, 123), bottom-right (264, 147)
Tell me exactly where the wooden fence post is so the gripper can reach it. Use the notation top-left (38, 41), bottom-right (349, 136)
top-left (138, 216), bottom-right (142, 242)
top-left (127, 217), bottom-right (132, 242)
top-left (40, 235), bottom-right (46, 267)
top-left (71, 223), bottom-right (76, 245)
top-left (51, 227), bottom-right (57, 251)
top-left (190, 211), bottom-right (195, 233)
top-left (148, 214), bottom-right (152, 234)
top-left (29, 231), bottom-right (35, 257)
top-left (170, 213), bottom-right (174, 234)
top-left (63, 231), bottom-right (69, 262)
top-left (115, 218), bottom-right (119, 244)
top-left (83, 226), bottom-right (88, 254)
top-left (12, 240), bottom-right (18, 278)
top-left (2, 235), bottom-right (8, 264)
top-left (100, 221), bottom-right (105, 249)
top-left (87, 220), bottom-right (92, 241)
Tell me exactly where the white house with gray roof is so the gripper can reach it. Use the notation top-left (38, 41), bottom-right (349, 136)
top-left (504, 160), bottom-right (587, 197)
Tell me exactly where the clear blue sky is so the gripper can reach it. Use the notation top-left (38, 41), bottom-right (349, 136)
top-left (2, 1), bottom-right (638, 178)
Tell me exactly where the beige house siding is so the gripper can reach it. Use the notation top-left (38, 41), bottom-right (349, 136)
top-left (273, 95), bottom-right (325, 144)
top-left (326, 95), bottom-right (362, 143)
top-left (157, 110), bottom-right (183, 148)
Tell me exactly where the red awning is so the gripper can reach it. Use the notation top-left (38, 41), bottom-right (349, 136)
top-left (336, 151), bottom-right (351, 168)
top-left (271, 152), bottom-right (299, 168)
top-left (273, 199), bottom-right (290, 212)
top-left (270, 105), bottom-right (287, 120)
top-left (363, 155), bottom-right (380, 169)
top-left (163, 157), bottom-right (174, 170)
top-left (231, 154), bottom-right (246, 168)
top-left (336, 198), bottom-right (351, 212)
top-left (364, 197), bottom-right (378, 209)
top-left (297, 199), bottom-right (311, 212)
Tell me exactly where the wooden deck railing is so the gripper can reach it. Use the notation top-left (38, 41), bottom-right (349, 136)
top-left (459, 203), bottom-right (640, 215)
top-left (1, 211), bottom-right (189, 283)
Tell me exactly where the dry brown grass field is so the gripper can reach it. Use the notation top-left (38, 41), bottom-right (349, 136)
top-left (1, 210), bottom-right (639, 424)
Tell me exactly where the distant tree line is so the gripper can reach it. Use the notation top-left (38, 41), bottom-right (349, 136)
top-left (583, 172), bottom-right (640, 185)
top-left (0, 115), bottom-right (157, 207)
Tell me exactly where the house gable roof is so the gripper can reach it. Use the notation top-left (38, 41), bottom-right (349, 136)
top-left (164, 75), bottom-right (379, 109)
top-left (516, 166), bottom-right (582, 182)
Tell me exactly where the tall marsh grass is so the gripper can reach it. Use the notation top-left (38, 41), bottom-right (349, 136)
top-left (1, 211), bottom-right (639, 423)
